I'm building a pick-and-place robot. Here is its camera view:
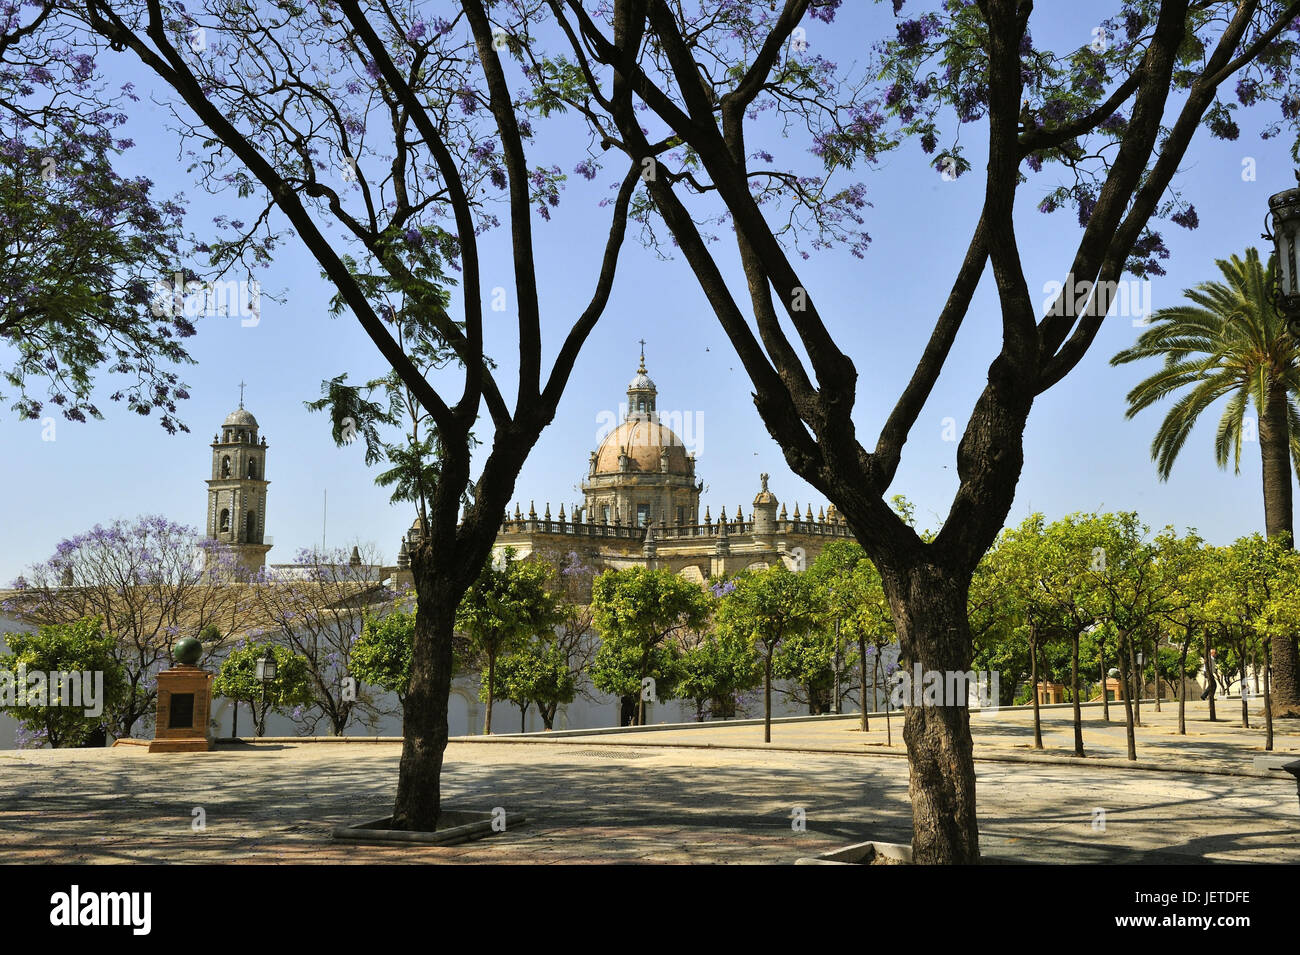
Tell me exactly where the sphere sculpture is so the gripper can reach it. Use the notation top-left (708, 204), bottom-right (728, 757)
top-left (173, 637), bottom-right (203, 666)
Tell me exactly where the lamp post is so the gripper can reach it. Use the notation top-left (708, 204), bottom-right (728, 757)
top-left (1136, 649), bottom-right (1145, 708)
top-left (255, 651), bottom-right (277, 738)
top-left (1264, 174), bottom-right (1300, 334)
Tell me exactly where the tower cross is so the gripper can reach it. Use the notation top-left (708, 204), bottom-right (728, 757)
top-left (637, 338), bottom-right (646, 373)
top-left (238, 380), bottom-right (246, 408)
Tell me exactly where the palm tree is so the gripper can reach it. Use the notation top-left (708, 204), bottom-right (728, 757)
top-left (1111, 247), bottom-right (1300, 715)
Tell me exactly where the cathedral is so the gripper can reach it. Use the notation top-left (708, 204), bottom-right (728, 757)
top-left (0, 352), bottom-right (854, 744)
top-left (196, 354), bottom-right (851, 589)
top-left (401, 351), bottom-right (855, 584)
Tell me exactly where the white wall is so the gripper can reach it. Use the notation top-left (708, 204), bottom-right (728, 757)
top-left (0, 613), bottom-right (36, 749)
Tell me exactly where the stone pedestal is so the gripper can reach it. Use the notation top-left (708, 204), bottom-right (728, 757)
top-left (149, 665), bottom-right (214, 753)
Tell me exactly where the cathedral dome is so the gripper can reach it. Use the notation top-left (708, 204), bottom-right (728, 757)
top-left (224, 408), bottom-right (258, 428)
top-left (629, 370), bottom-right (656, 391)
top-left (594, 418), bottom-right (690, 475)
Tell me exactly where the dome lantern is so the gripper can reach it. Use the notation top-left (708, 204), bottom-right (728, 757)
top-left (626, 339), bottom-right (657, 418)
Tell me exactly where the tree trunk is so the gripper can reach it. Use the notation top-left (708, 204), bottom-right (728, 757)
top-left (763, 652), bottom-right (773, 743)
top-left (1128, 635), bottom-right (1142, 728)
top-left (875, 653), bottom-right (888, 743)
top-left (483, 651), bottom-right (496, 735)
top-left (1151, 635), bottom-right (1161, 712)
top-left (637, 649), bottom-right (650, 727)
top-left (1099, 638), bottom-right (1109, 722)
top-left (1258, 379), bottom-right (1300, 715)
top-left (1071, 631), bottom-right (1083, 757)
top-left (1029, 626), bottom-right (1042, 749)
top-left (1177, 632), bottom-right (1192, 735)
top-left (1239, 649), bottom-right (1249, 729)
top-left (1204, 631), bottom-right (1217, 722)
top-left (390, 563), bottom-right (458, 831)
top-left (858, 634), bottom-right (869, 731)
top-left (1117, 630), bottom-right (1136, 761)
top-left (1264, 637), bottom-right (1274, 751)
top-left (833, 617), bottom-right (842, 714)
top-left (882, 563), bottom-right (979, 865)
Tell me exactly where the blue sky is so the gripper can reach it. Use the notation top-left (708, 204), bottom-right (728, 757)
top-left (0, 4), bottom-right (1293, 583)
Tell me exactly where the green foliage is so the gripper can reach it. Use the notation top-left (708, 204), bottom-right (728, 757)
top-left (1257, 536), bottom-right (1300, 643)
top-left (0, 617), bottom-right (127, 748)
top-left (808, 540), bottom-right (894, 649)
top-left (489, 639), bottom-right (576, 727)
top-left (716, 564), bottom-right (818, 656)
top-left (458, 551), bottom-right (561, 663)
top-left (1155, 644), bottom-right (1201, 693)
top-left (675, 627), bottom-right (762, 719)
top-left (773, 627), bottom-right (848, 712)
top-left (1085, 512), bottom-right (1172, 636)
top-left (458, 550), bottom-right (561, 730)
top-left (590, 635), bottom-right (681, 701)
top-left (974, 512), bottom-right (1217, 705)
top-left (806, 540), bottom-right (895, 712)
top-left (589, 567), bottom-right (711, 710)
top-left (985, 513), bottom-right (1098, 642)
top-left (212, 642), bottom-right (314, 733)
top-left (352, 610), bottom-right (416, 702)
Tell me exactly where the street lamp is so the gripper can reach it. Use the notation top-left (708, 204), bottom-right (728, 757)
top-left (255, 651), bottom-right (277, 738)
top-left (1264, 174), bottom-right (1300, 336)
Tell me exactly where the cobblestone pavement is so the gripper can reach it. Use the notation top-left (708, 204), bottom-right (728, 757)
top-left (2, 702), bottom-right (1298, 864)
top-left (499, 699), bottom-right (1300, 776)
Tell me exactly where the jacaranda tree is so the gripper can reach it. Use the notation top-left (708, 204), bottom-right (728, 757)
top-left (55, 0), bottom-right (644, 830)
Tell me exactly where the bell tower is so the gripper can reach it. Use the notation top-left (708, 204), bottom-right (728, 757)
top-left (205, 384), bottom-right (271, 576)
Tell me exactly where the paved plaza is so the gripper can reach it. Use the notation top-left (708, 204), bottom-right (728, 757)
top-left (1, 701), bottom-right (1297, 864)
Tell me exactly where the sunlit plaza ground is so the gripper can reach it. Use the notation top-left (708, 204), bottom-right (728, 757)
top-left (2, 700), bottom-right (1297, 864)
